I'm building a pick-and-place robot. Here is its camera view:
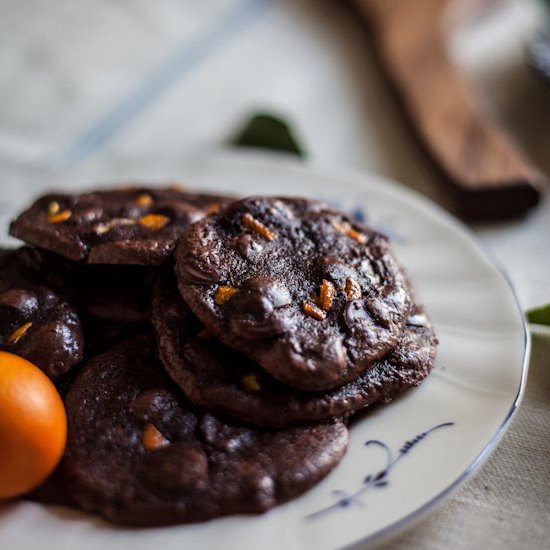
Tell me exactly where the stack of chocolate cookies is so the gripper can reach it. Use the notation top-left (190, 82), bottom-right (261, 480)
top-left (2, 187), bottom-right (437, 526)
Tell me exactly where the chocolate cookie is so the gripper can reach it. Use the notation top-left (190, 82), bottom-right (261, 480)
top-left (10, 187), bottom-right (233, 266)
top-left (61, 335), bottom-right (348, 526)
top-left (176, 196), bottom-right (411, 391)
top-left (80, 317), bottom-right (148, 359)
top-left (71, 264), bottom-right (156, 325)
top-left (0, 248), bottom-right (83, 379)
top-left (19, 248), bottom-right (155, 324)
top-left (27, 468), bottom-right (75, 508)
top-left (153, 274), bottom-right (436, 428)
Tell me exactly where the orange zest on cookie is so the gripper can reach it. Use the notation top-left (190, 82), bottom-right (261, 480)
top-left (142, 423), bottom-right (170, 451)
top-left (330, 219), bottom-right (367, 244)
top-left (303, 300), bottom-right (326, 321)
top-left (215, 285), bottom-right (238, 305)
top-left (134, 194), bottom-right (154, 207)
top-left (47, 201), bottom-right (60, 216)
top-left (241, 213), bottom-right (277, 241)
top-left (318, 280), bottom-right (335, 311)
top-left (7, 322), bottom-right (33, 346)
top-left (47, 210), bottom-right (72, 224)
top-left (138, 214), bottom-right (170, 231)
top-left (345, 278), bottom-right (362, 300)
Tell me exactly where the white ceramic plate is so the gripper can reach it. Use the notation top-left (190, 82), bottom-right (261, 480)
top-left (0, 151), bottom-right (528, 550)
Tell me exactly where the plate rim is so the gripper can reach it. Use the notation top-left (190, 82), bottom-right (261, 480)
top-left (198, 151), bottom-right (532, 548)
top-left (0, 149), bottom-right (531, 549)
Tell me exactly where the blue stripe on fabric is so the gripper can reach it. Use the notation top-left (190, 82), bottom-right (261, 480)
top-left (57, 0), bottom-right (275, 164)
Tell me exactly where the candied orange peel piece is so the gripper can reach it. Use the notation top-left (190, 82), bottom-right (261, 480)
top-left (7, 322), bottom-right (33, 346)
top-left (241, 213), bottom-right (277, 241)
top-left (303, 300), bottom-right (326, 321)
top-left (318, 279), bottom-right (335, 312)
top-left (47, 210), bottom-right (72, 224)
top-left (206, 203), bottom-right (221, 214)
top-left (215, 285), bottom-right (238, 305)
top-left (330, 219), bottom-right (367, 244)
top-left (47, 201), bottom-right (60, 216)
top-left (138, 214), bottom-right (170, 231)
top-left (142, 423), bottom-right (170, 451)
top-left (134, 193), bottom-right (154, 207)
top-left (345, 278), bottom-right (362, 301)
top-left (242, 374), bottom-right (261, 392)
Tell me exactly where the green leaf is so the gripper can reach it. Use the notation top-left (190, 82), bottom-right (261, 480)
top-left (231, 112), bottom-right (305, 158)
top-left (526, 304), bottom-right (550, 326)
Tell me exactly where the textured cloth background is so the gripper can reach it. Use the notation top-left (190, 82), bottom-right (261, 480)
top-left (0, 0), bottom-right (548, 548)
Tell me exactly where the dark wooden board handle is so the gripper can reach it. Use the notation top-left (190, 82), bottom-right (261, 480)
top-left (354, 0), bottom-right (542, 219)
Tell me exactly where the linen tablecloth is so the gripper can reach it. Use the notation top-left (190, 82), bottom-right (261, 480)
top-left (0, 1), bottom-right (548, 548)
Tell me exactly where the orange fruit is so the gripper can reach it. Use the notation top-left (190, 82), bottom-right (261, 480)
top-left (0, 351), bottom-right (67, 500)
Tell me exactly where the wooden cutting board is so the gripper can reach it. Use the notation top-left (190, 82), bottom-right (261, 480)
top-left (354, 0), bottom-right (542, 220)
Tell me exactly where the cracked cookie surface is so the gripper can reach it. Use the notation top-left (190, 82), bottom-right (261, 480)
top-left (153, 273), bottom-right (436, 428)
top-left (61, 334), bottom-right (348, 526)
top-left (176, 196), bottom-right (411, 391)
